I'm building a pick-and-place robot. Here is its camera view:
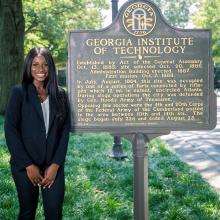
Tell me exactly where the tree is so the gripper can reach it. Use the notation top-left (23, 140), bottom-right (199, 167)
top-left (0, 0), bottom-right (108, 114)
top-left (22, 0), bottom-right (109, 66)
top-left (192, 0), bottom-right (220, 64)
top-left (0, 0), bottom-right (24, 114)
top-left (153, 0), bottom-right (197, 28)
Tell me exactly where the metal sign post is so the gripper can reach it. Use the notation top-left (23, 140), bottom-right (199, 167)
top-left (121, 132), bottom-right (169, 220)
top-left (110, 0), bottom-right (127, 160)
top-left (132, 133), bottom-right (148, 219)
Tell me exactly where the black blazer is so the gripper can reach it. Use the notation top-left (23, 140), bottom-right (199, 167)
top-left (4, 83), bottom-right (70, 171)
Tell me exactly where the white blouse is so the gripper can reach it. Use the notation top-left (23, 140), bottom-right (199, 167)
top-left (41, 96), bottom-right (50, 137)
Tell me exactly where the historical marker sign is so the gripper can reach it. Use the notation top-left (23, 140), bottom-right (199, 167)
top-left (68, 0), bottom-right (216, 133)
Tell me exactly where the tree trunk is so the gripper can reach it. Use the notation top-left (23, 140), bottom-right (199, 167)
top-left (0, 0), bottom-right (24, 114)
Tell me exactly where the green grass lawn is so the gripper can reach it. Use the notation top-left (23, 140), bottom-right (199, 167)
top-left (0, 115), bottom-right (220, 219)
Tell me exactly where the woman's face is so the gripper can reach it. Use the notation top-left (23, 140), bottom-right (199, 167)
top-left (31, 55), bottom-right (48, 83)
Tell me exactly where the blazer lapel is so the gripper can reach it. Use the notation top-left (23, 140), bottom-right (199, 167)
top-left (28, 84), bottom-right (44, 122)
top-left (28, 83), bottom-right (56, 134)
top-left (48, 95), bottom-right (56, 132)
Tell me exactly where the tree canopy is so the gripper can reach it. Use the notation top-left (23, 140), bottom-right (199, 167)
top-left (22, 0), bottom-right (109, 66)
top-left (22, 0), bottom-right (198, 65)
top-left (192, 0), bottom-right (220, 64)
top-left (153, 0), bottom-right (197, 28)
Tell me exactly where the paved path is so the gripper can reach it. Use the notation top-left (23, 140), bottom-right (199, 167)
top-left (161, 96), bottom-right (220, 192)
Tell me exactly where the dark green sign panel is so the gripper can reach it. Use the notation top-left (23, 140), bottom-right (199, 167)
top-left (68, 0), bottom-right (216, 133)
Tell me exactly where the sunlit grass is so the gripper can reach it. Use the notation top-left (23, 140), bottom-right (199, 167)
top-left (0, 115), bottom-right (220, 219)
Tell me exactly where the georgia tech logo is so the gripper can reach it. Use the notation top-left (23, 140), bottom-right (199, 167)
top-left (123, 2), bottom-right (156, 36)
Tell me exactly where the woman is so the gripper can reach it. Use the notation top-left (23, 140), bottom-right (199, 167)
top-left (4, 47), bottom-right (70, 220)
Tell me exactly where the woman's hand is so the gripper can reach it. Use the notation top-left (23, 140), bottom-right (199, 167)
top-left (26, 164), bottom-right (43, 186)
top-left (41, 163), bottom-right (59, 189)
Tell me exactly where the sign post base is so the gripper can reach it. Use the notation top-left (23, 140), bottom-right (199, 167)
top-left (109, 136), bottom-right (128, 159)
